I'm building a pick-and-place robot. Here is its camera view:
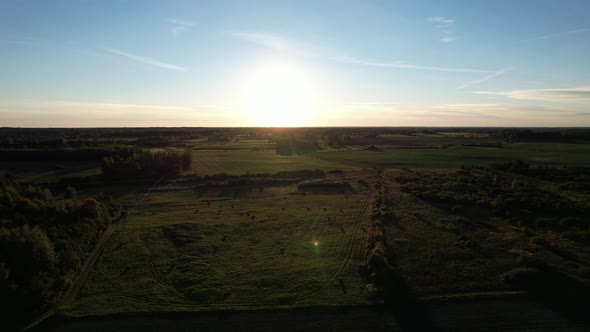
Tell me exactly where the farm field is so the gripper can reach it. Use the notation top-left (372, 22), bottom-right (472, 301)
top-left (64, 172), bottom-right (373, 317)
top-left (312, 142), bottom-right (590, 168)
top-left (3, 127), bottom-right (590, 331)
top-left (187, 150), bottom-right (352, 175)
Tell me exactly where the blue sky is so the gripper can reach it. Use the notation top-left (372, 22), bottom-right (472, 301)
top-left (1, 0), bottom-right (589, 127)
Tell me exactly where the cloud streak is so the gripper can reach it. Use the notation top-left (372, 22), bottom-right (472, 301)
top-left (106, 48), bottom-right (187, 71)
top-left (427, 16), bottom-right (454, 28)
top-left (167, 18), bottom-right (194, 38)
top-left (332, 55), bottom-right (491, 73)
top-left (517, 29), bottom-right (588, 44)
top-left (440, 37), bottom-right (457, 43)
top-left (427, 16), bottom-right (457, 42)
top-left (232, 32), bottom-right (493, 73)
top-left (338, 102), bottom-right (589, 124)
top-left (167, 18), bottom-right (194, 27)
top-left (458, 68), bottom-right (513, 89)
top-left (476, 87), bottom-right (590, 102)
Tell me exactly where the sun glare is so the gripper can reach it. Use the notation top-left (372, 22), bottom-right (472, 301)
top-left (239, 61), bottom-right (317, 126)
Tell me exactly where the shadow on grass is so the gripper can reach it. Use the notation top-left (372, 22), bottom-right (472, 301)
top-left (383, 278), bottom-right (437, 332)
top-left (507, 266), bottom-right (590, 324)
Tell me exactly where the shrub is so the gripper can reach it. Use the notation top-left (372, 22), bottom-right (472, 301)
top-left (563, 230), bottom-right (590, 244)
top-left (502, 267), bottom-right (542, 284)
top-left (530, 236), bottom-right (550, 247)
top-left (80, 198), bottom-right (102, 220)
top-left (535, 218), bottom-right (558, 228)
top-left (516, 255), bottom-right (550, 270)
top-left (297, 180), bottom-right (353, 193)
top-left (560, 217), bottom-right (587, 229)
top-left (63, 186), bottom-right (77, 199)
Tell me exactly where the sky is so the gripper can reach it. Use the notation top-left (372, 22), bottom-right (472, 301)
top-left (1, 0), bottom-right (589, 127)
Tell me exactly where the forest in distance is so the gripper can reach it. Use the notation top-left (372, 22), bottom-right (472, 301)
top-left (0, 126), bottom-right (589, 331)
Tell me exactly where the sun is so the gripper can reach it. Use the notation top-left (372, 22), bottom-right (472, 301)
top-left (239, 61), bottom-right (317, 127)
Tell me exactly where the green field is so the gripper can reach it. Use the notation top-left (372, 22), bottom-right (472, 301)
top-left (188, 150), bottom-right (352, 175)
top-left (3, 128), bottom-right (589, 330)
top-left (65, 178), bottom-right (372, 317)
top-left (312, 143), bottom-right (590, 168)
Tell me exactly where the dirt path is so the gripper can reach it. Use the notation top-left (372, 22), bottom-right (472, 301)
top-left (24, 176), bottom-right (165, 331)
top-left (24, 225), bottom-right (115, 330)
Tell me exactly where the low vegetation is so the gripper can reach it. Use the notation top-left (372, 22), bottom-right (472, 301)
top-left (0, 127), bottom-right (589, 329)
top-left (0, 175), bottom-right (115, 327)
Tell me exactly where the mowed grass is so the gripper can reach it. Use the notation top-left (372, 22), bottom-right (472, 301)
top-left (312, 143), bottom-right (590, 168)
top-left (65, 182), bottom-right (371, 317)
top-left (188, 150), bottom-right (352, 175)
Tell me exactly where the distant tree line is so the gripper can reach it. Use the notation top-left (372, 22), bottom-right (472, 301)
top-left (0, 175), bottom-right (115, 327)
top-left (101, 149), bottom-right (191, 178)
top-left (500, 129), bottom-right (590, 142)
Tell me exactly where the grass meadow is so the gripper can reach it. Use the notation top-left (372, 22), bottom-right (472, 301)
top-left (64, 177), bottom-right (372, 317)
top-left (312, 143), bottom-right (590, 168)
top-left (6, 130), bottom-right (587, 329)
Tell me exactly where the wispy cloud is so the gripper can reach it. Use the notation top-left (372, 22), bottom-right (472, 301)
top-left (458, 68), bottom-right (513, 89)
top-left (106, 48), bottom-right (187, 72)
top-left (440, 37), bottom-right (457, 43)
top-left (427, 16), bottom-right (457, 42)
top-left (475, 87), bottom-right (590, 102)
top-left (167, 18), bottom-right (193, 38)
top-left (346, 102), bottom-right (586, 116)
top-left (427, 16), bottom-right (454, 28)
top-left (167, 18), bottom-right (194, 27)
top-left (231, 32), bottom-right (320, 58)
top-left (232, 31), bottom-right (493, 73)
top-left (332, 55), bottom-right (491, 73)
top-left (517, 29), bottom-right (588, 44)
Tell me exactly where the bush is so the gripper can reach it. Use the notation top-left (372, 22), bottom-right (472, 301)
top-left (502, 267), bottom-right (543, 284)
top-left (297, 180), bottom-right (353, 193)
top-left (63, 186), bottom-right (77, 199)
top-left (516, 255), bottom-right (550, 271)
top-left (0, 175), bottom-right (113, 325)
top-left (560, 217), bottom-right (587, 229)
top-left (530, 236), bottom-right (550, 247)
top-left (563, 230), bottom-right (590, 244)
top-left (535, 218), bottom-right (558, 228)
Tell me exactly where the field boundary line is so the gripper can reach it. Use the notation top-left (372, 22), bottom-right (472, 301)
top-left (418, 290), bottom-right (526, 302)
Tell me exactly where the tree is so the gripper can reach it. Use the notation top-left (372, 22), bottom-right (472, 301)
top-left (80, 197), bottom-right (102, 220)
top-left (64, 186), bottom-right (77, 199)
